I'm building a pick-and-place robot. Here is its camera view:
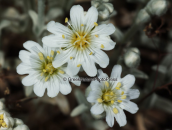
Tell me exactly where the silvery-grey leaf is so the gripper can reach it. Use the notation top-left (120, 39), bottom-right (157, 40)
top-left (46, 8), bottom-right (64, 22)
top-left (55, 93), bottom-right (70, 115)
top-left (28, 10), bottom-right (38, 35)
top-left (152, 65), bottom-right (167, 74)
top-left (150, 94), bottom-right (172, 114)
top-left (124, 48), bottom-right (140, 68)
top-left (0, 20), bottom-right (10, 35)
top-left (74, 89), bottom-right (89, 105)
top-left (135, 9), bottom-right (151, 25)
top-left (130, 68), bottom-right (149, 79)
top-left (111, 27), bottom-right (124, 42)
top-left (13, 118), bottom-right (24, 127)
top-left (24, 86), bottom-right (33, 97)
top-left (85, 86), bottom-right (92, 98)
top-left (0, 51), bottom-right (5, 68)
top-left (70, 104), bottom-right (88, 117)
top-left (92, 120), bottom-right (108, 130)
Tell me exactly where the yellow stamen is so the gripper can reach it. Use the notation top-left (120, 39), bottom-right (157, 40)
top-left (47, 56), bottom-right (50, 59)
top-left (45, 76), bottom-right (49, 82)
top-left (39, 56), bottom-right (44, 60)
top-left (89, 52), bottom-right (93, 55)
top-left (0, 114), bottom-right (8, 128)
top-left (113, 108), bottom-right (118, 114)
top-left (101, 44), bottom-right (104, 49)
top-left (51, 50), bottom-right (54, 56)
top-left (57, 51), bottom-right (60, 54)
top-left (59, 70), bottom-right (65, 74)
top-left (65, 17), bottom-right (68, 23)
top-left (116, 82), bottom-right (122, 88)
top-left (111, 100), bottom-right (114, 104)
top-left (115, 87), bottom-right (120, 90)
top-left (0, 115), bottom-right (3, 120)
top-left (50, 57), bottom-right (53, 60)
top-left (38, 52), bottom-right (43, 57)
top-left (81, 24), bottom-right (84, 26)
top-left (94, 22), bottom-right (98, 26)
top-left (70, 57), bottom-right (73, 59)
top-left (121, 91), bottom-right (124, 95)
top-left (62, 35), bottom-right (65, 39)
top-left (110, 91), bottom-right (114, 95)
top-left (97, 98), bottom-right (103, 103)
top-left (121, 95), bottom-right (126, 99)
top-left (95, 34), bottom-right (98, 37)
top-left (43, 69), bottom-right (46, 72)
top-left (77, 64), bottom-right (81, 67)
top-left (118, 100), bottom-right (122, 103)
top-left (105, 81), bottom-right (109, 87)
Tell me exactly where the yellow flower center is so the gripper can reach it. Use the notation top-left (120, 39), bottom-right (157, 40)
top-left (45, 63), bottom-right (55, 74)
top-left (76, 36), bottom-right (86, 46)
top-left (0, 114), bottom-right (7, 128)
top-left (102, 91), bottom-right (115, 102)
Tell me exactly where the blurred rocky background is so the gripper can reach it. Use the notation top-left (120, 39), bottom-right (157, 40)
top-left (0, 0), bottom-right (172, 130)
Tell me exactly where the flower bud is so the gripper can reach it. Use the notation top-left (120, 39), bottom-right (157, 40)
top-left (135, 9), bottom-right (151, 24)
top-left (124, 48), bottom-right (140, 68)
top-left (145, 0), bottom-right (168, 16)
top-left (91, 0), bottom-right (116, 21)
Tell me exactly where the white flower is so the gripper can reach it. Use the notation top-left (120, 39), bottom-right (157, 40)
top-left (42, 5), bottom-right (116, 77)
top-left (87, 65), bottom-right (140, 127)
top-left (17, 41), bottom-right (81, 97)
top-left (0, 110), bottom-right (14, 130)
top-left (13, 125), bottom-right (29, 130)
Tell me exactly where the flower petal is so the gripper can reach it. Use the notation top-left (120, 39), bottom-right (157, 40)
top-left (46, 76), bottom-right (60, 98)
top-left (97, 69), bottom-right (109, 79)
top-left (91, 48), bottom-right (109, 68)
top-left (110, 65), bottom-right (122, 79)
top-left (23, 40), bottom-right (44, 53)
top-left (105, 107), bottom-right (114, 127)
top-left (120, 101), bottom-right (139, 114)
top-left (53, 49), bottom-right (72, 68)
top-left (128, 89), bottom-right (140, 100)
top-left (84, 6), bottom-right (98, 33)
top-left (46, 21), bottom-right (73, 36)
top-left (114, 107), bottom-right (127, 127)
top-left (59, 79), bottom-right (72, 95)
top-left (82, 50), bottom-right (97, 77)
top-left (33, 79), bottom-right (46, 97)
top-left (66, 59), bottom-right (81, 76)
top-left (16, 63), bottom-right (31, 75)
top-left (42, 34), bottom-right (71, 48)
top-left (22, 72), bottom-right (39, 86)
top-left (70, 5), bottom-right (84, 32)
top-left (91, 103), bottom-right (104, 115)
top-left (19, 50), bottom-right (31, 65)
top-left (91, 36), bottom-right (116, 51)
top-left (87, 91), bottom-right (102, 103)
top-left (90, 80), bottom-right (103, 90)
top-left (121, 74), bottom-right (135, 90)
top-left (91, 23), bottom-right (116, 36)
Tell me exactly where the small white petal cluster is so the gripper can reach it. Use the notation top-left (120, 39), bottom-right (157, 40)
top-left (87, 65), bottom-right (140, 127)
top-left (0, 99), bottom-right (29, 130)
top-left (17, 41), bottom-right (81, 97)
top-left (42, 5), bottom-right (116, 77)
